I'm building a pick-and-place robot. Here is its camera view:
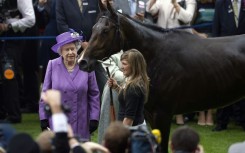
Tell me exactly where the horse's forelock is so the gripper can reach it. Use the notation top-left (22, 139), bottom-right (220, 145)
top-left (97, 10), bottom-right (118, 23)
top-left (97, 11), bottom-right (110, 21)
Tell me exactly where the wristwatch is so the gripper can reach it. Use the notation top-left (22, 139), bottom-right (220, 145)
top-left (7, 24), bottom-right (12, 30)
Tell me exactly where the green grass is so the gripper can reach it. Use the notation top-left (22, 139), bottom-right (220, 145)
top-left (13, 114), bottom-right (41, 138)
top-left (13, 114), bottom-right (245, 153)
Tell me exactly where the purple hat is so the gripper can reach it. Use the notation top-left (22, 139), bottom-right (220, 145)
top-left (51, 31), bottom-right (84, 53)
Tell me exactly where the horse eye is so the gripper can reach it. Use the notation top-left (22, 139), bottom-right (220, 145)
top-left (102, 29), bottom-right (109, 34)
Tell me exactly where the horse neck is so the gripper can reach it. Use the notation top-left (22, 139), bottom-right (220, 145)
top-left (119, 16), bottom-right (161, 62)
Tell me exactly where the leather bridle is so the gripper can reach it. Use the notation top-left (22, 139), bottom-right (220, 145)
top-left (97, 15), bottom-right (124, 62)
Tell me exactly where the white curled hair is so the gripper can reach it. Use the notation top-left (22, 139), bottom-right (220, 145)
top-left (57, 40), bottom-right (82, 55)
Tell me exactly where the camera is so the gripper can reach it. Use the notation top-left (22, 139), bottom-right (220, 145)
top-left (1, 56), bottom-right (15, 80)
top-left (44, 104), bottom-right (71, 117)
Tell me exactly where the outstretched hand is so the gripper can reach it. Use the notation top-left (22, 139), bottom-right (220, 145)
top-left (81, 142), bottom-right (109, 153)
top-left (41, 90), bottom-right (62, 113)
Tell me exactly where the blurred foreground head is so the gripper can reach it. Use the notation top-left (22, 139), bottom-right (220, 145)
top-left (170, 126), bottom-right (200, 153)
top-left (7, 133), bottom-right (40, 153)
top-left (36, 131), bottom-right (55, 153)
top-left (103, 121), bottom-right (131, 153)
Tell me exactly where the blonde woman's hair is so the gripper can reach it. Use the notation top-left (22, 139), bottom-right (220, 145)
top-left (120, 49), bottom-right (150, 103)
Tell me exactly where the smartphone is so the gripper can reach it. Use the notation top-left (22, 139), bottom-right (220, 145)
top-left (136, 0), bottom-right (146, 14)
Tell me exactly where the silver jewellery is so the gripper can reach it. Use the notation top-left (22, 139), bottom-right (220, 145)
top-left (67, 68), bottom-right (74, 72)
top-left (70, 32), bottom-right (80, 38)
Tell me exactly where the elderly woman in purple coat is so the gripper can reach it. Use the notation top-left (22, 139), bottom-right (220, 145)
top-left (39, 30), bottom-right (100, 141)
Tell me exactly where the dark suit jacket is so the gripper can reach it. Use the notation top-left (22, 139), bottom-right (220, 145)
top-left (212, 0), bottom-right (245, 36)
top-left (39, 0), bottom-right (59, 75)
top-left (56, 0), bottom-right (99, 41)
top-left (113, 0), bottom-right (131, 15)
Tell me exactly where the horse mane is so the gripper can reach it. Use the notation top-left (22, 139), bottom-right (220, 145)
top-left (96, 9), bottom-right (195, 43)
top-left (118, 12), bottom-right (174, 33)
top-left (117, 12), bottom-right (198, 43)
top-left (97, 9), bottom-right (176, 33)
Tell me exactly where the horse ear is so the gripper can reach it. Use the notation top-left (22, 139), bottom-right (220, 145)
top-left (107, 0), bottom-right (117, 18)
top-left (99, 0), bottom-right (107, 12)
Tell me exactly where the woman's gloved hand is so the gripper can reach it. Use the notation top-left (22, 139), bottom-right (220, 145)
top-left (89, 120), bottom-right (98, 134)
top-left (40, 119), bottom-right (50, 131)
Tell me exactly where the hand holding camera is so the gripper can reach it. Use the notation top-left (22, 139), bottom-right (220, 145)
top-left (41, 90), bottom-right (70, 117)
top-left (41, 90), bottom-right (63, 113)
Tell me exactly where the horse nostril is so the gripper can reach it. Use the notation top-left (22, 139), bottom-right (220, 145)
top-left (79, 59), bottom-right (88, 71)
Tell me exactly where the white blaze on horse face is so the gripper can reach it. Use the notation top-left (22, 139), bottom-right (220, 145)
top-left (77, 50), bottom-right (85, 63)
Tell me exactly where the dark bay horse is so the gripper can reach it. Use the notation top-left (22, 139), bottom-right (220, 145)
top-left (78, 1), bottom-right (245, 153)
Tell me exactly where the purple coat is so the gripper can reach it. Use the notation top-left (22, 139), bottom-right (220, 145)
top-left (39, 57), bottom-right (100, 140)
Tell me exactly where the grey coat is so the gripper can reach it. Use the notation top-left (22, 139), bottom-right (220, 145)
top-left (98, 51), bottom-right (124, 144)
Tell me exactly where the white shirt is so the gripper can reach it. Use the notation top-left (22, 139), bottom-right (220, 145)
top-left (146, 0), bottom-right (196, 32)
top-left (52, 113), bottom-right (68, 132)
top-left (6, 0), bottom-right (35, 33)
top-left (231, 0), bottom-right (241, 16)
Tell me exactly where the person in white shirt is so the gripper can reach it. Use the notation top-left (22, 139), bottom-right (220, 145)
top-left (0, 0), bottom-right (35, 123)
top-left (146, 0), bottom-right (196, 33)
top-left (0, 0), bottom-right (35, 33)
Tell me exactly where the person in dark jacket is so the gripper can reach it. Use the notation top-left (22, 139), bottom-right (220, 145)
top-left (212, 0), bottom-right (245, 36)
top-left (0, 0), bottom-right (35, 123)
top-left (212, 0), bottom-right (245, 132)
top-left (38, 0), bottom-right (59, 83)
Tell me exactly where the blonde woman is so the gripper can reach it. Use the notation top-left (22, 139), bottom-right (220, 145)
top-left (108, 49), bottom-right (150, 126)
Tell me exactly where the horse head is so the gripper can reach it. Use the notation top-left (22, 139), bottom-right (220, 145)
top-left (78, 0), bottom-right (124, 72)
